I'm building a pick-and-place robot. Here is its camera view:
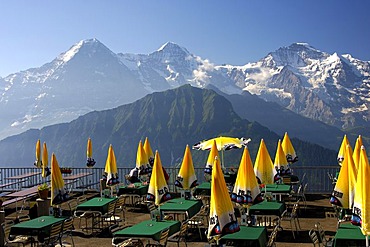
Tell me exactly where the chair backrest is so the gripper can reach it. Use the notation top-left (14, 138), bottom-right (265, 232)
top-left (107, 200), bottom-right (116, 215)
top-left (147, 202), bottom-right (157, 212)
top-left (63, 217), bottom-right (74, 232)
top-left (116, 195), bottom-right (126, 210)
top-left (291, 201), bottom-right (300, 216)
top-left (179, 220), bottom-right (188, 237)
top-left (68, 199), bottom-right (79, 212)
top-left (315, 222), bottom-right (329, 245)
top-left (17, 214), bottom-right (30, 222)
top-left (77, 196), bottom-right (87, 203)
top-left (1, 220), bottom-right (14, 241)
top-left (266, 224), bottom-right (279, 247)
top-left (309, 228), bottom-right (320, 246)
top-left (158, 228), bottom-right (170, 246)
top-left (49, 222), bottom-right (63, 238)
top-left (42, 221), bottom-right (63, 246)
top-left (282, 176), bottom-right (292, 185)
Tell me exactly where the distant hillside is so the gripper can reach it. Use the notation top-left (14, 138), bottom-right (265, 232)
top-left (0, 85), bottom-right (337, 168)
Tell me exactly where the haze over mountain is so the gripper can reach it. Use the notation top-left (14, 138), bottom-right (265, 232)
top-left (1, 39), bottom-right (369, 147)
top-left (0, 85), bottom-right (337, 168)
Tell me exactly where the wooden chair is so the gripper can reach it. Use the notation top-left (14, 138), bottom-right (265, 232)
top-left (266, 224), bottom-right (279, 247)
top-left (147, 202), bottom-right (159, 220)
top-left (59, 217), bottom-right (75, 247)
top-left (77, 195), bottom-right (88, 204)
top-left (167, 220), bottom-right (188, 246)
top-left (188, 205), bottom-right (209, 240)
top-left (145, 228), bottom-right (170, 247)
top-left (309, 228), bottom-right (321, 247)
top-left (115, 238), bottom-right (144, 247)
top-left (282, 176), bottom-right (292, 185)
top-left (39, 221), bottom-right (63, 246)
top-left (1, 220), bottom-right (33, 247)
top-left (315, 222), bottom-right (333, 247)
top-left (115, 195), bottom-right (127, 223)
top-left (16, 214), bottom-right (30, 223)
top-left (67, 199), bottom-right (79, 215)
top-left (110, 224), bottom-right (143, 247)
top-left (281, 200), bottom-right (301, 239)
top-left (101, 200), bottom-right (118, 227)
top-left (255, 215), bottom-right (281, 232)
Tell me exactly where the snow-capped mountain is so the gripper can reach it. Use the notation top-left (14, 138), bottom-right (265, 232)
top-left (0, 39), bottom-right (149, 140)
top-left (217, 43), bottom-right (370, 129)
top-left (1, 39), bottom-right (369, 141)
top-left (118, 41), bottom-right (241, 94)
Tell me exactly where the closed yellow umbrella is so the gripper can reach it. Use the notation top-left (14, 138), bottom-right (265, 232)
top-left (254, 139), bottom-right (276, 185)
top-left (274, 139), bottom-right (288, 170)
top-left (330, 144), bottom-right (357, 209)
top-left (34, 139), bottom-right (42, 168)
top-left (136, 140), bottom-right (149, 174)
top-left (105, 144), bottom-right (119, 186)
top-left (42, 142), bottom-right (50, 178)
top-left (338, 135), bottom-right (350, 165)
top-left (204, 140), bottom-right (220, 175)
top-left (143, 137), bottom-right (154, 166)
top-left (51, 153), bottom-right (65, 205)
top-left (351, 145), bottom-right (370, 246)
top-left (146, 150), bottom-right (171, 206)
top-left (231, 147), bottom-right (262, 205)
top-left (86, 138), bottom-right (96, 168)
top-left (353, 135), bottom-right (363, 170)
top-left (175, 145), bottom-right (198, 189)
top-left (281, 132), bottom-right (298, 163)
top-left (207, 156), bottom-right (239, 242)
top-left (273, 139), bottom-right (289, 182)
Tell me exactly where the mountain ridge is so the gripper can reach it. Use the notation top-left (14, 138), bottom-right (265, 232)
top-left (0, 85), bottom-right (337, 168)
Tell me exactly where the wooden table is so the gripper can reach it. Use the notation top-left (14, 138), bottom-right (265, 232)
top-left (2, 185), bottom-right (40, 210)
top-left (10, 215), bottom-right (65, 242)
top-left (64, 172), bottom-right (93, 193)
top-left (159, 198), bottom-right (202, 220)
top-left (333, 223), bottom-right (366, 247)
top-left (113, 220), bottom-right (181, 242)
top-left (6, 171), bottom-right (41, 181)
top-left (220, 226), bottom-right (268, 247)
top-left (5, 171), bottom-right (41, 189)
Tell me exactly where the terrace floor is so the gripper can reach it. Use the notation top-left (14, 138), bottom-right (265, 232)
top-left (3, 192), bottom-right (338, 247)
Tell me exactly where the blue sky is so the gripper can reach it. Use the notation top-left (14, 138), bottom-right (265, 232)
top-left (1, 0), bottom-right (369, 77)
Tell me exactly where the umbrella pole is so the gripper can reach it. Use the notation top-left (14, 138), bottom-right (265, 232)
top-left (366, 235), bottom-right (369, 247)
top-left (221, 150), bottom-right (225, 171)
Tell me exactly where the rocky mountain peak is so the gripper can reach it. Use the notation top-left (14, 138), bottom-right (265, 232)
top-left (262, 42), bottom-right (329, 68)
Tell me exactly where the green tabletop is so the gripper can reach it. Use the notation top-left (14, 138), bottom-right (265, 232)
top-left (114, 220), bottom-right (181, 241)
top-left (220, 226), bottom-right (268, 247)
top-left (10, 216), bottom-right (65, 236)
top-left (264, 184), bottom-right (291, 193)
top-left (76, 197), bottom-right (117, 213)
top-left (159, 198), bottom-right (203, 219)
top-left (249, 200), bottom-right (285, 216)
top-left (118, 183), bottom-right (148, 196)
top-left (193, 182), bottom-right (211, 196)
top-left (334, 223), bottom-right (366, 247)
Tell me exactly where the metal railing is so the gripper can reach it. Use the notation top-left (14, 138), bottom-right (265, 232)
top-left (0, 166), bottom-right (339, 194)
